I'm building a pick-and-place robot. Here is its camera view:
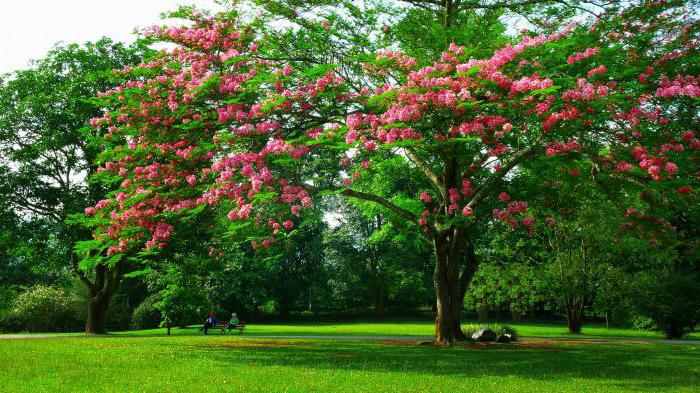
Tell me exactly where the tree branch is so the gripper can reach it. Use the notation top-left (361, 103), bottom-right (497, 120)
top-left (70, 252), bottom-right (97, 293)
top-left (457, 0), bottom-right (555, 11)
top-left (466, 144), bottom-right (540, 208)
top-left (404, 148), bottom-right (442, 188)
top-left (339, 188), bottom-right (418, 222)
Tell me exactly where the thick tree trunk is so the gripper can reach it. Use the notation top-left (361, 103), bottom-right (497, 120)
top-left (433, 230), bottom-right (478, 345)
top-left (86, 297), bottom-right (110, 334)
top-left (72, 255), bottom-right (122, 335)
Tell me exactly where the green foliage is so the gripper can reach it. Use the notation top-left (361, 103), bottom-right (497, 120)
top-left (0, 285), bottom-right (81, 332)
top-left (628, 269), bottom-right (700, 339)
top-left (388, 5), bottom-right (507, 65)
top-left (0, 286), bottom-right (16, 316)
top-left (323, 198), bottom-right (434, 313)
top-left (131, 295), bottom-right (162, 330)
top-left (1, 0), bottom-right (698, 339)
top-left (0, 38), bottom-right (147, 332)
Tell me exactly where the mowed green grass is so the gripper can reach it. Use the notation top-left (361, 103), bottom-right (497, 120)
top-left (115, 320), bottom-right (700, 341)
top-left (1, 335), bottom-right (698, 392)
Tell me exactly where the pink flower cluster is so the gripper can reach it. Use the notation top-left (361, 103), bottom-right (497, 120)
top-left (542, 107), bottom-right (580, 131)
top-left (510, 74), bottom-right (553, 94)
top-left (587, 65), bottom-right (607, 77)
top-left (566, 47), bottom-right (600, 64)
top-left (562, 78), bottom-right (609, 101)
top-left (630, 146), bottom-right (679, 181)
top-left (493, 201), bottom-right (529, 228)
top-left (375, 51), bottom-right (418, 71)
top-left (655, 75), bottom-right (700, 98)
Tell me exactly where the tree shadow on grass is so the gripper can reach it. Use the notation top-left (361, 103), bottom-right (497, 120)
top-left (178, 339), bottom-right (700, 391)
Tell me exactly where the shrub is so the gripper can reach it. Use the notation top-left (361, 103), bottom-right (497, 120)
top-left (2, 285), bottom-right (82, 332)
top-left (131, 295), bottom-right (162, 330)
top-left (629, 270), bottom-right (700, 339)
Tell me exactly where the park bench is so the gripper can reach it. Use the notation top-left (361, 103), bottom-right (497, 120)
top-left (212, 321), bottom-right (246, 335)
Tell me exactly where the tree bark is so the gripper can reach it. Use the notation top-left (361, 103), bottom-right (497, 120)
top-left (565, 299), bottom-right (585, 334)
top-left (373, 285), bottom-right (385, 317)
top-left (478, 300), bottom-right (488, 321)
top-left (86, 297), bottom-right (110, 334)
top-left (73, 258), bottom-right (122, 335)
top-left (433, 229), bottom-right (478, 345)
top-left (511, 309), bottom-right (522, 322)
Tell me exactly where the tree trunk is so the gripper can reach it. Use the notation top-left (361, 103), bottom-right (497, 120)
top-left (565, 299), bottom-right (585, 334)
top-left (478, 301), bottom-right (488, 321)
top-left (511, 309), bottom-right (521, 322)
top-left (433, 230), bottom-right (478, 345)
top-left (86, 297), bottom-right (110, 334)
top-left (72, 257), bottom-right (122, 335)
top-left (373, 286), bottom-right (385, 317)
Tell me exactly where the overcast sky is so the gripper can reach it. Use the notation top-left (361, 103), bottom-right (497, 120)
top-left (0, 0), bottom-right (224, 74)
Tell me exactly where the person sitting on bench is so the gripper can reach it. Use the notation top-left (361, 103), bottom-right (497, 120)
top-left (202, 311), bottom-right (217, 335)
top-left (227, 313), bottom-right (239, 331)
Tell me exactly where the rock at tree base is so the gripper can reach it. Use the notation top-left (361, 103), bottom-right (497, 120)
top-left (496, 333), bottom-right (516, 343)
top-left (471, 328), bottom-right (497, 342)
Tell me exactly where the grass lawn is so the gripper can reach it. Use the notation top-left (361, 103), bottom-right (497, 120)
top-left (0, 335), bottom-right (698, 392)
top-left (115, 320), bottom-right (700, 341)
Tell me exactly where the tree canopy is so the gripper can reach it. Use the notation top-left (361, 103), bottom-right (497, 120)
top-left (75, 1), bottom-right (699, 343)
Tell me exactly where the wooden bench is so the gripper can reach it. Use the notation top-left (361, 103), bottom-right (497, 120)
top-left (212, 321), bottom-right (246, 335)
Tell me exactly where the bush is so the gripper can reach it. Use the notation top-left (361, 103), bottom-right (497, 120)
top-left (1, 285), bottom-right (82, 332)
top-left (462, 323), bottom-right (518, 341)
top-left (131, 295), bottom-right (162, 330)
top-left (629, 270), bottom-right (700, 339)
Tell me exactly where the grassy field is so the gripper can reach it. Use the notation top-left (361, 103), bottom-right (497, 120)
top-left (115, 320), bottom-right (700, 341)
top-left (0, 334), bottom-right (698, 392)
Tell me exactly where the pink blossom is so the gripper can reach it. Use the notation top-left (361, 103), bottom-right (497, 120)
top-left (655, 75), bottom-right (700, 98)
top-left (461, 179), bottom-right (473, 196)
top-left (567, 47), bottom-right (600, 64)
top-left (510, 75), bottom-right (553, 94)
top-left (665, 162), bottom-right (678, 177)
top-left (587, 65), bottom-right (607, 77)
top-left (448, 188), bottom-right (460, 203)
top-left (614, 162), bottom-right (632, 173)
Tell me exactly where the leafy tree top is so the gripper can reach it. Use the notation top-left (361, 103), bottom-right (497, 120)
top-left (80, 1), bottom-right (698, 266)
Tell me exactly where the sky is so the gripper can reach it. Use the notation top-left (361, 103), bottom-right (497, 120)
top-left (0, 0), bottom-right (223, 74)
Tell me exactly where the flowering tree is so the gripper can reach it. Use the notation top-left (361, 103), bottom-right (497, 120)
top-left (81, 2), bottom-right (698, 342)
